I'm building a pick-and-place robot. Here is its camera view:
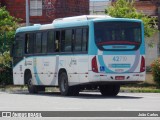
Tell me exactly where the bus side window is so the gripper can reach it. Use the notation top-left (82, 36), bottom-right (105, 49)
top-left (75, 28), bottom-right (82, 52)
top-left (55, 31), bottom-right (60, 52)
top-left (42, 32), bottom-right (47, 53)
top-left (14, 35), bottom-right (23, 57)
top-left (61, 29), bottom-right (72, 52)
top-left (82, 28), bottom-right (88, 52)
top-left (25, 33), bottom-right (34, 54)
top-left (65, 29), bottom-right (72, 52)
top-left (25, 34), bottom-right (29, 54)
top-left (47, 31), bottom-right (54, 53)
top-left (61, 30), bottom-right (65, 52)
top-left (35, 33), bottom-right (42, 53)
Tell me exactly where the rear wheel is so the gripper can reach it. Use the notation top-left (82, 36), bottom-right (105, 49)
top-left (27, 73), bottom-right (38, 94)
top-left (59, 72), bottom-right (79, 96)
top-left (99, 85), bottom-right (120, 96)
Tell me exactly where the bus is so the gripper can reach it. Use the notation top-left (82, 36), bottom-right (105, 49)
top-left (11, 15), bottom-right (145, 96)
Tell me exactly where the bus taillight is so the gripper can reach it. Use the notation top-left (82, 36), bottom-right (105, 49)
top-left (140, 56), bottom-right (145, 72)
top-left (92, 56), bottom-right (98, 73)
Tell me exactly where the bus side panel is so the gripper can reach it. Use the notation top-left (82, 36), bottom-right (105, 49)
top-left (59, 55), bottom-right (78, 86)
top-left (75, 55), bottom-right (89, 84)
top-left (47, 56), bottom-right (59, 86)
top-left (25, 56), bottom-right (59, 86)
top-left (58, 55), bottom-right (89, 86)
top-left (32, 57), bottom-right (54, 86)
top-left (13, 60), bottom-right (25, 85)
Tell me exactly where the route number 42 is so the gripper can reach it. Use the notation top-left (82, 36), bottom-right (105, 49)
top-left (113, 56), bottom-right (127, 62)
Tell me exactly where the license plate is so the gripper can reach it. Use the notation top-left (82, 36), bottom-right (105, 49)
top-left (115, 76), bottom-right (125, 80)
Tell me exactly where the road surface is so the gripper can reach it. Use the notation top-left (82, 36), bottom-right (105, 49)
top-left (0, 91), bottom-right (160, 119)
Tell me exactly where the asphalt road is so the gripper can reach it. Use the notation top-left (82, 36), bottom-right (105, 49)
top-left (0, 91), bottom-right (160, 111)
top-left (0, 91), bottom-right (160, 119)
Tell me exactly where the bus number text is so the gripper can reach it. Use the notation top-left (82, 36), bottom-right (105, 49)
top-left (113, 56), bottom-right (127, 62)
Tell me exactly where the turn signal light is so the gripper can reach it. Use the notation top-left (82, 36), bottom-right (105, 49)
top-left (92, 56), bottom-right (98, 73)
top-left (140, 56), bottom-right (145, 72)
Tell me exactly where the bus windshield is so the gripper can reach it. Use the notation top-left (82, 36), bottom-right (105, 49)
top-left (94, 21), bottom-right (142, 51)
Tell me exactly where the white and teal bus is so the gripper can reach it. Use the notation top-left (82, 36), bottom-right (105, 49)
top-left (11, 15), bottom-right (145, 96)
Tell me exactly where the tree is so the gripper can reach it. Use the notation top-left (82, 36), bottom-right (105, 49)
top-left (0, 7), bottom-right (20, 85)
top-left (0, 7), bottom-right (20, 55)
top-left (105, 0), bottom-right (157, 38)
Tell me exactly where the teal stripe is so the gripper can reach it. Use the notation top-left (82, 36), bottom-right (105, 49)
top-left (33, 58), bottom-right (42, 85)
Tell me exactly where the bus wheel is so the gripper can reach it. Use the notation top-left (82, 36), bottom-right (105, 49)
top-left (27, 74), bottom-right (38, 94)
top-left (99, 85), bottom-right (120, 96)
top-left (59, 72), bottom-right (79, 96)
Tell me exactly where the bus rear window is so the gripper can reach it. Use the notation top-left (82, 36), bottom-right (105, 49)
top-left (94, 21), bottom-right (142, 51)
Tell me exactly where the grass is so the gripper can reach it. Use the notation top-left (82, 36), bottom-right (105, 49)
top-left (118, 73), bottom-right (160, 93)
top-left (121, 83), bottom-right (160, 93)
top-left (0, 85), bottom-right (27, 92)
top-left (121, 86), bottom-right (160, 93)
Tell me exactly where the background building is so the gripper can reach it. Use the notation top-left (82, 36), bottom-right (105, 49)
top-left (90, 0), bottom-right (111, 15)
top-left (0, 0), bottom-right (89, 24)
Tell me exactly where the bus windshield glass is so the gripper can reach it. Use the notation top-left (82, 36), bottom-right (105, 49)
top-left (94, 21), bottom-right (142, 51)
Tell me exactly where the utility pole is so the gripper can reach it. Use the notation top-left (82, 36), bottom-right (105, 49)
top-left (26, 0), bottom-right (30, 26)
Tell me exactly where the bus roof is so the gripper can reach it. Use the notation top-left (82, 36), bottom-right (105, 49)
top-left (16, 15), bottom-right (142, 33)
top-left (52, 15), bottom-right (112, 23)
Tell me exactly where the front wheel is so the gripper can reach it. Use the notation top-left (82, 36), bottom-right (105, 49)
top-left (27, 74), bottom-right (38, 94)
top-left (58, 72), bottom-right (79, 96)
top-left (99, 85), bottom-right (120, 96)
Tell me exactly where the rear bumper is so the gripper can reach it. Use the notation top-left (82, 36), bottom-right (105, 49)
top-left (89, 71), bottom-right (145, 83)
top-left (79, 81), bottom-right (144, 86)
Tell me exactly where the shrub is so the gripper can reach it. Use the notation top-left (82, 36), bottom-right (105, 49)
top-left (0, 52), bottom-right (13, 85)
top-left (151, 58), bottom-right (160, 87)
top-left (0, 65), bottom-right (13, 85)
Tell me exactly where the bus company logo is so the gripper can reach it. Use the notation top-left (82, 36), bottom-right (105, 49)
top-left (2, 112), bottom-right (11, 118)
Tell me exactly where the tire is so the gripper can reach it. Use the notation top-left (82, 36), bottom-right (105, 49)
top-left (99, 85), bottom-right (120, 96)
top-left (59, 72), bottom-right (79, 96)
top-left (27, 73), bottom-right (38, 94)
